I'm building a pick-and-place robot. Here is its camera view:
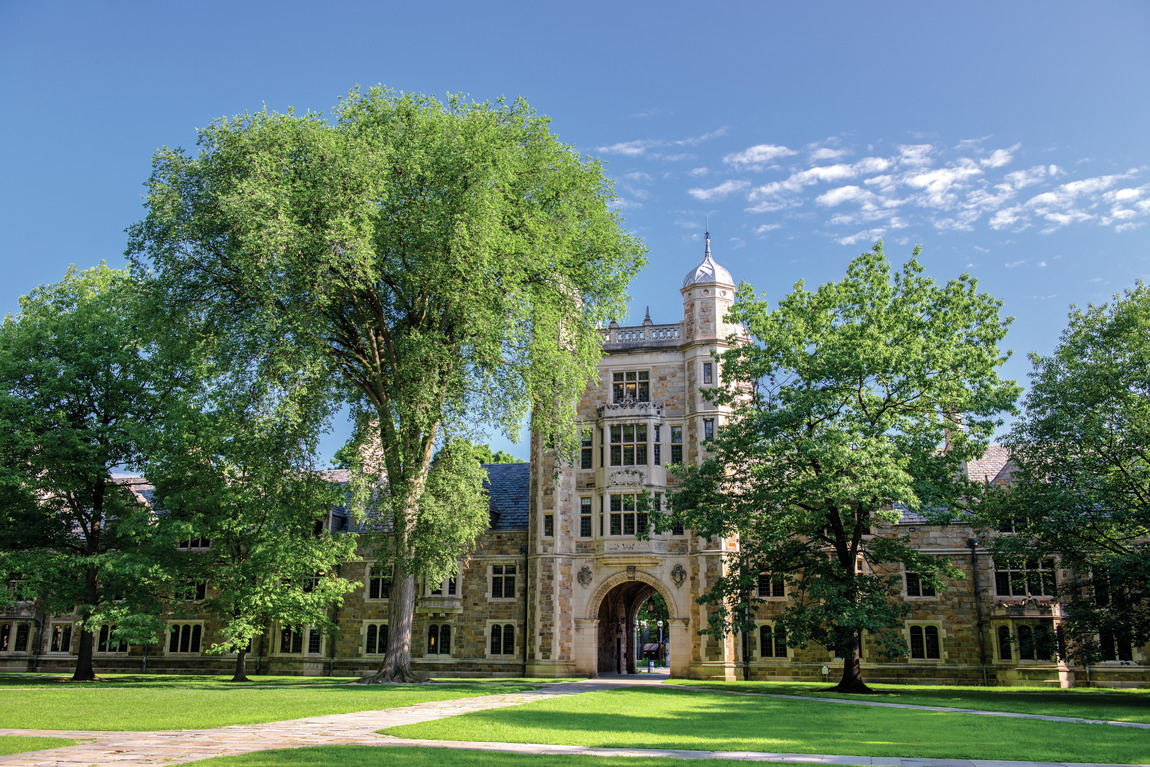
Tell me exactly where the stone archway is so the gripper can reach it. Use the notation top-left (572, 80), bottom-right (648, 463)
top-left (587, 570), bottom-right (677, 675)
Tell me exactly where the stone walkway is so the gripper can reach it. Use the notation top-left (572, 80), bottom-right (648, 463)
top-left (0, 674), bottom-right (1144, 767)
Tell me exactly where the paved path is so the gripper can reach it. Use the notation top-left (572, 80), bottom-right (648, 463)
top-left (0, 674), bottom-right (1144, 767)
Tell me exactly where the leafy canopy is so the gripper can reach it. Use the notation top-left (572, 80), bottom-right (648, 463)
top-left (0, 265), bottom-right (176, 674)
top-left (668, 243), bottom-right (1018, 687)
top-left (985, 282), bottom-right (1150, 661)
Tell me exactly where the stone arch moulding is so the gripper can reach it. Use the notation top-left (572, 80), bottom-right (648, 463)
top-left (585, 569), bottom-right (678, 621)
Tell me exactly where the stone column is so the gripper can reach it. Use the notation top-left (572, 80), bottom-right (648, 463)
top-left (573, 619), bottom-right (598, 677)
top-left (669, 618), bottom-right (691, 678)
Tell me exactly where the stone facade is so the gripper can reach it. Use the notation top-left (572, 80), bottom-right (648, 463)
top-left (6, 235), bottom-right (1148, 687)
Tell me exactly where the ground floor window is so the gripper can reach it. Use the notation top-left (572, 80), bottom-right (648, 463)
top-left (427, 624), bottom-right (451, 656)
top-left (1098, 630), bottom-right (1134, 662)
top-left (997, 625), bottom-right (1012, 662)
top-left (167, 622), bottom-right (203, 654)
top-left (49, 623), bottom-right (72, 653)
top-left (489, 623), bottom-right (516, 656)
top-left (908, 624), bottom-right (942, 660)
top-left (280, 626), bottom-right (322, 655)
top-left (997, 620), bottom-right (1057, 662)
top-left (364, 623), bottom-right (388, 655)
top-left (98, 624), bottom-right (128, 653)
top-left (0, 621), bottom-right (31, 653)
top-left (758, 624), bottom-right (788, 658)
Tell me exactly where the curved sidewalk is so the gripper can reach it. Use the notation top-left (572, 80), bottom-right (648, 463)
top-left (0, 676), bottom-right (1143, 767)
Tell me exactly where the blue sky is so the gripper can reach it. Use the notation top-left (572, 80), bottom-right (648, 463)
top-left (3, 1), bottom-right (1149, 462)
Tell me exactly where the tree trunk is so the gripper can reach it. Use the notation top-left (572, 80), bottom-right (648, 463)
top-left (71, 567), bottom-right (99, 682)
top-left (231, 649), bottom-right (249, 682)
top-left (71, 624), bottom-right (96, 681)
top-left (831, 631), bottom-right (873, 694)
top-left (359, 567), bottom-right (423, 683)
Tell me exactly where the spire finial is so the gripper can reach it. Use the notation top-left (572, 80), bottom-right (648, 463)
top-left (704, 217), bottom-right (711, 258)
top-left (643, 305), bottom-right (652, 325)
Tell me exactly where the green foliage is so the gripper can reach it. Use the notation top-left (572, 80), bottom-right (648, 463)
top-left (128, 87), bottom-right (644, 676)
top-left (146, 381), bottom-right (359, 660)
top-left (667, 243), bottom-right (1018, 685)
top-left (470, 443), bottom-right (523, 465)
top-left (0, 265), bottom-right (175, 676)
top-left (984, 282), bottom-right (1150, 663)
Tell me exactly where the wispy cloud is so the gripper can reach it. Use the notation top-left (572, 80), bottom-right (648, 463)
top-left (596, 127), bottom-right (727, 158)
top-left (687, 179), bottom-right (750, 201)
top-left (724, 144), bottom-right (796, 169)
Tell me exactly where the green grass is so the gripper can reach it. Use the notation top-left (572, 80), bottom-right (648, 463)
top-left (194, 746), bottom-right (862, 767)
top-left (0, 673), bottom-right (358, 687)
top-left (0, 676), bottom-right (539, 731)
top-left (670, 679), bottom-right (1150, 724)
top-left (382, 687), bottom-right (1150, 764)
top-left (0, 736), bottom-right (76, 755)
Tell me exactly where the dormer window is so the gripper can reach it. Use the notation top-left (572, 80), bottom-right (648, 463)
top-left (613, 371), bottom-right (649, 403)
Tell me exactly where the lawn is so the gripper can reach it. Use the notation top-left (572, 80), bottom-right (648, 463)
top-left (0, 675), bottom-right (540, 731)
top-left (0, 736), bottom-right (75, 755)
top-left (381, 687), bottom-right (1150, 764)
top-left (194, 746), bottom-right (865, 767)
top-left (670, 679), bottom-right (1150, 724)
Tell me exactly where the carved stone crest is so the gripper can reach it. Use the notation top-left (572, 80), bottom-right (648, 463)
top-left (626, 565), bottom-right (637, 581)
top-left (671, 563), bottom-right (686, 588)
top-left (609, 469), bottom-right (646, 486)
top-left (577, 566), bottom-right (593, 588)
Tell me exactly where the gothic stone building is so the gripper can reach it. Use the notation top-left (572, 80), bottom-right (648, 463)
top-left (5, 237), bottom-right (1148, 687)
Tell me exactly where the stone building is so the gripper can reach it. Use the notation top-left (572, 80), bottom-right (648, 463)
top-left (5, 235), bottom-right (1147, 686)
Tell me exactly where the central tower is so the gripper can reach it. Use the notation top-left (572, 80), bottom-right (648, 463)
top-left (526, 232), bottom-right (743, 679)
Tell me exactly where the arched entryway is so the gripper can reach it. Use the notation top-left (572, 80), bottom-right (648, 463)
top-left (587, 571), bottom-right (678, 676)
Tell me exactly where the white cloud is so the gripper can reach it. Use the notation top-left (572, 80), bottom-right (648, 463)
top-left (854, 157), bottom-right (892, 174)
top-left (811, 147), bottom-right (850, 162)
top-left (897, 144), bottom-right (934, 167)
top-left (597, 140), bottom-right (655, 156)
top-left (1004, 260), bottom-right (1026, 268)
top-left (724, 144), bottom-right (796, 169)
top-left (753, 223), bottom-right (782, 235)
top-left (981, 144), bottom-right (1020, 168)
top-left (624, 171), bottom-right (653, 183)
top-left (816, 185), bottom-right (871, 207)
top-left (688, 167), bottom-right (709, 177)
top-left (838, 227), bottom-right (890, 246)
top-left (687, 179), bottom-right (750, 201)
top-left (676, 127), bottom-right (728, 146)
top-left (905, 160), bottom-right (983, 207)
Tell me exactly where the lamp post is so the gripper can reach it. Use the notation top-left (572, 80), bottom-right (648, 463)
top-left (656, 620), bottom-right (664, 668)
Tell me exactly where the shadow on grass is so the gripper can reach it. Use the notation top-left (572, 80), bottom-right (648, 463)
top-left (671, 679), bottom-right (1150, 723)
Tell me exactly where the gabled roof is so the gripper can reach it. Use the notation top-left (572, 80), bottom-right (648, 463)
top-left (966, 445), bottom-right (1013, 485)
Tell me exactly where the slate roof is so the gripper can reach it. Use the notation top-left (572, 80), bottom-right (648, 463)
top-left (483, 462), bottom-right (530, 530)
top-left (965, 444), bottom-right (1013, 485)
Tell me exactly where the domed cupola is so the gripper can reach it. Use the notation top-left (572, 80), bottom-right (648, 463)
top-left (682, 230), bottom-right (734, 288)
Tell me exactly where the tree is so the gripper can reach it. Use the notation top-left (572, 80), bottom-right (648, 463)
top-left (667, 244), bottom-right (1019, 692)
top-left (0, 265), bottom-right (172, 680)
top-left (147, 383), bottom-right (359, 682)
top-left (470, 443), bottom-right (523, 465)
top-left (128, 87), bottom-right (645, 681)
top-left (983, 283), bottom-right (1150, 666)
